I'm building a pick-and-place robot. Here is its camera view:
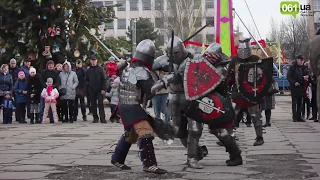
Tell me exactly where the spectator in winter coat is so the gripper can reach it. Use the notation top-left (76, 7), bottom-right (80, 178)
top-left (14, 71), bottom-right (30, 123)
top-left (9, 59), bottom-right (19, 84)
top-left (19, 59), bottom-right (31, 77)
top-left (41, 78), bottom-right (59, 124)
top-left (55, 63), bottom-right (63, 121)
top-left (27, 68), bottom-right (42, 124)
top-left (75, 59), bottom-right (87, 121)
top-left (0, 64), bottom-right (13, 104)
top-left (59, 61), bottom-right (79, 123)
top-left (39, 60), bottom-right (60, 123)
top-left (1, 92), bottom-right (15, 124)
top-left (105, 77), bottom-right (120, 123)
top-left (287, 55), bottom-right (309, 122)
top-left (85, 54), bottom-right (107, 123)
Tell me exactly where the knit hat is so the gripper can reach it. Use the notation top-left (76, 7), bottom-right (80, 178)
top-left (18, 71), bottom-right (25, 77)
top-left (113, 77), bottom-right (120, 84)
top-left (29, 67), bottom-right (36, 74)
top-left (10, 58), bottom-right (16, 64)
top-left (108, 56), bottom-right (115, 61)
top-left (47, 77), bottom-right (53, 84)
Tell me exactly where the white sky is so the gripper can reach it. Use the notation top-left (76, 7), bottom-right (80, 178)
top-left (233, 0), bottom-right (308, 39)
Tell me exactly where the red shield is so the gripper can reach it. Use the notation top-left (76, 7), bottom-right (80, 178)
top-left (184, 57), bottom-right (224, 100)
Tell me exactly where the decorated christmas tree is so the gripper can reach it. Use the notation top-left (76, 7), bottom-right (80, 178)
top-left (0, 0), bottom-right (116, 69)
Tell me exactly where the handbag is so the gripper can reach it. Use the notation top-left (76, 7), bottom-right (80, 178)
top-left (59, 73), bottom-right (70, 96)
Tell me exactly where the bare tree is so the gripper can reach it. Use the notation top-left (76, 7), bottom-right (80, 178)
top-left (154, 0), bottom-right (200, 40)
top-left (267, 16), bottom-right (309, 60)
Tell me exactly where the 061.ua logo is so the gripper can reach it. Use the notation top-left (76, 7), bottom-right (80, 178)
top-left (280, 1), bottom-right (311, 18)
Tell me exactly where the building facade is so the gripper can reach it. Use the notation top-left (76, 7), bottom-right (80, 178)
top-left (308, 0), bottom-right (320, 39)
top-left (90, 0), bottom-right (215, 46)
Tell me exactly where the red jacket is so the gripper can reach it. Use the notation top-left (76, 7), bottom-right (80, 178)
top-left (106, 62), bottom-right (118, 77)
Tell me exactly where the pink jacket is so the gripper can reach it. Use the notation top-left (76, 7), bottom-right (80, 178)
top-left (41, 88), bottom-right (59, 103)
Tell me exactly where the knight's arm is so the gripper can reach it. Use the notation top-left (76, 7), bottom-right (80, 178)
top-left (152, 55), bottom-right (170, 71)
top-left (117, 59), bottom-right (129, 72)
top-left (134, 68), bottom-right (155, 96)
top-left (226, 57), bottom-right (237, 87)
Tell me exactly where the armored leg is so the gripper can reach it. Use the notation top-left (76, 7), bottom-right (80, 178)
top-left (134, 120), bottom-right (167, 174)
top-left (168, 93), bottom-right (188, 139)
top-left (211, 128), bottom-right (243, 166)
top-left (111, 134), bottom-right (132, 170)
top-left (186, 118), bottom-right (204, 169)
top-left (248, 105), bottom-right (264, 146)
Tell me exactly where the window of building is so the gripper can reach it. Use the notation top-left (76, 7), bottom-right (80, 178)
top-left (194, 17), bottom-right (201, 27)
top-left (106, 22), bottom-right (114, 29)
top-left (118, 1), bottom-right (126, 11)
top-left (206, 17), bottom-right (214, 26)
top-left (315, 0), bottom-right (320, 11)
top-left (130, 0), bottom-right (139, 11)
top-left (118, 19), bottom-right (126, 29)
top-left (89, 1), bottom-right (104, 7)
top-left (155, 18), bottom-right (164, 28)
top-left (105, 1), bottom-right (113, 6)
top-left (206, 0), bottom-right (214, 9)
top-left (206, 34), bottom-right (215, 43)
top-left (193, 34), bottom-right (202, 42)
top-left (142, 0), bottom-right (151, 10)
top-left (194, 0), bottom-right (201, 9)
top-left (155, 0), bottom-right (164, 10)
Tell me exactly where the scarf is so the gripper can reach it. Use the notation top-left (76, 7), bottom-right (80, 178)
top-left (47, 85), bottom-right (53, 96)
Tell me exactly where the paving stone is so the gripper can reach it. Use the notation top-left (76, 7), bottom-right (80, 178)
top-left (16, 158), bottom-right (74, 165)
top-left (0, 165), bottom-right (55, 171)
top-left (0, 172), bottom-right (48, 179)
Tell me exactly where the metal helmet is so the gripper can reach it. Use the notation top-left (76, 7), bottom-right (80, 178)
top-left (205, 43), bottom-right (223, 54)
top-left (237, 37), bottom-right (252, 59)
top-left (167, 36), bottom-right (188, 65)
top-left (133, 39), bottom-right (156, 65)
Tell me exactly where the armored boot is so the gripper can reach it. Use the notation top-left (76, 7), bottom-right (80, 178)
top-left (138, 137), bottom-right (167, 174)
top-left (253, 126), bottom-right (264, 146)
top-left (263, 110), bottom-right (271, 127)
top-left (111, 135), bottom-right (132, 170)
top-left (187, 137), bottom-right (203, 169)
top-left (220, 134), bottom-right (243, 166)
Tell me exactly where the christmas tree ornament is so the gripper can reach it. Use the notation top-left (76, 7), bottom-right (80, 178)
top-left (55, 26), bottom-right (61, 35)
top-left (37, 0), bottom-right (41, 5)
top-left (28, 22), bottom-right (32, 29)
top-left (51, 5), bottom-right (55, 10)
top-left (57, 5), bottom-right (61, 8)
top-left (42, 46), bottom-right (52, 59)
top-left (65, 39), bottom-right (71, 51)
top-left (37, 15), bottom-right (41, 19)
top-left (18, 33), bottom-right (26, 43)
top-left (52, 43), bottom-right (60, 53)
top-left (71, 30), bottom-right (76, 35)
top-left (80, 35), bottom-right (88, 44)
top-left (1, 48), bottom-right (6, 54)
top-left (74, 49), bottom-right (80, 57)
top-left (75, 0), bottom-right (79, 4)
top-left (48, 27), bottom-right (56, 37)
top-left (87, 41), bottom-right (91, 51)
top-left (43, 16), bottom-right (47, 20)
top-left (83, 55), bottom-right (87, 61)
top-left (91, 47), bottom-right (98, 55)
top-left (28, 52), bottom-right (36, 61)
top-left (18, 9), bottom-right (21, 14)
top-left (89, 28), bottom-right (96, 35)
top-left (98, 24), bottom-right (105, 35)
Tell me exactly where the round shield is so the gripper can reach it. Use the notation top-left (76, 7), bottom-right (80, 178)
top-left (185, 92), bottom-right (235, 126)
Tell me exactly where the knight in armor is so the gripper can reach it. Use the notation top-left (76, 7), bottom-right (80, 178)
top-left (110, 39), bottom-right (167, 174)
top-left (152, 36), bottom-right (208, 169)
top-left (227, 37), bottom-right (265, 146)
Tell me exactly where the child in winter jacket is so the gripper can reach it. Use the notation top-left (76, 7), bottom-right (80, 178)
top-left (1, 92), bottom-right (15, 124)
top-left (14, 71), bottom-right (30, 124)
top-left (41, 78), bottom-right (59, 124)
top-left (105, 77), bottom-right (120, 123)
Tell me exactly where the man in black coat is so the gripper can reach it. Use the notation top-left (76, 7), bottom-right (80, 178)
top-left (39, 60), bottom-right (61, 123)
top-left (9, 59), bottom-right (19, 122)
top-left (85, 55), bottom-right (107, 123)
top-left (287, 55), bottom-right (309, 122)
top-left (74, 59), bottom-right (87, 121)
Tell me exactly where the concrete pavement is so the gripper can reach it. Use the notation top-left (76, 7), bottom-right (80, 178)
top-left (0, 96), bottom-right (320, 180)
